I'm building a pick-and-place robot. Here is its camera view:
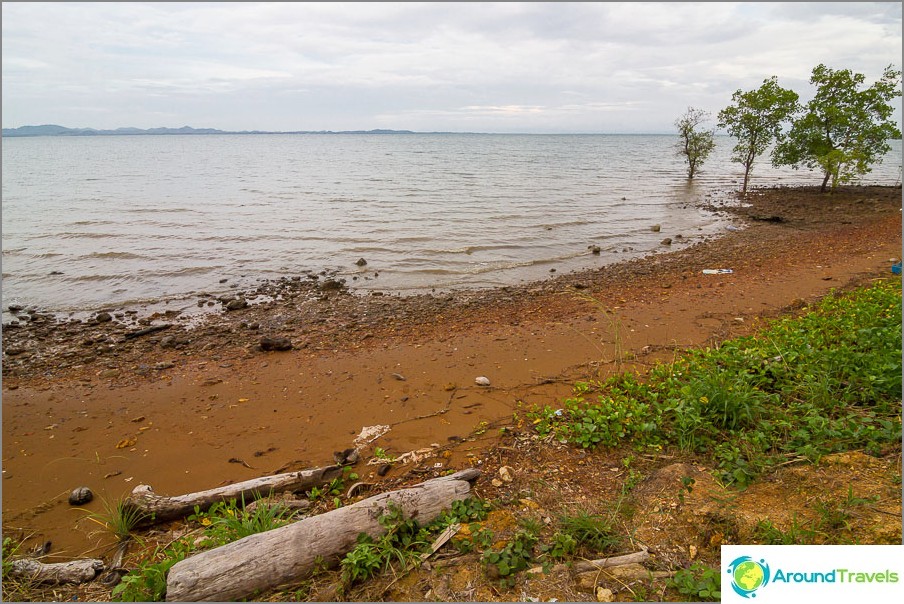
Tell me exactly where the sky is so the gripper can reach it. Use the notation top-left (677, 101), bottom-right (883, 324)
top-left (2, 2), bottom-right (901, 134)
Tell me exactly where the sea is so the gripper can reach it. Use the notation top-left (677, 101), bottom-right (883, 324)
top-left (2, 133), bottom-right (901, 321)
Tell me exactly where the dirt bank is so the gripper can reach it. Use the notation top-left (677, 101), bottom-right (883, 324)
top-left (2, 185), bottom-right (902, 565)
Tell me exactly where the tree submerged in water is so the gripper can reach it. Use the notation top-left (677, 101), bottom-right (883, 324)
top-left (675, 107), bottom-right (716, 179)
top-left (718, 76), bottom-right (800, 194)
top-left (772, 64), bottom-right (902, 193)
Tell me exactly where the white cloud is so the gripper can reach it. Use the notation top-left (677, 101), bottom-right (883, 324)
top-left (2, 2), bottom-right (900, 132)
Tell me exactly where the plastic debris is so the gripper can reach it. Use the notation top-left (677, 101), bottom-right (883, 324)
top-left (702, 269), bottom-right (733, 275)
top-left (354, 425), bottom-right (390, 447)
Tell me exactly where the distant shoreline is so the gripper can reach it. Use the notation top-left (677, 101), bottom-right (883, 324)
top-left (0, 124), bottom-right (419, 137)
top-left (1, 124), bottom-right (687, 138)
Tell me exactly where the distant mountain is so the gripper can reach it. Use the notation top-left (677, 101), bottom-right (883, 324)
top-left (1, 124), bottom-right (417, 137)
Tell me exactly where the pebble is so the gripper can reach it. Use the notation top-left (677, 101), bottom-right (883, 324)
top-left (68, 486), bottom-right (93, 506)
top-left (475, 376), bottom-right (491, 386)
top-left (260, 336), bottom-right (293, 351)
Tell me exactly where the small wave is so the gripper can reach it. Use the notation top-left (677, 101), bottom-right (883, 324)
top-left (71, 220), bottom-right (115, 226)
top-left (82, 251), bottom-right (145, 260)
top-left (122, 207), bottom-right (198, 214)
top-left (36, 232), bottom-right (124, 240)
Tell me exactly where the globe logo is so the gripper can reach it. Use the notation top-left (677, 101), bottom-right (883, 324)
top-left (727, 556), bottom-right (771, 598)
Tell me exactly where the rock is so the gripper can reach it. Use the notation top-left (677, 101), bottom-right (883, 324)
top-left (475, 376), bottom-right (491, 386)
top-left (225, 298), bottom-right (247, 311)
top-left (68, 487), bottom-right (93, 506)
top-left (596, 587), bottom-right (614, 602)
top-left (7, 304), bottom-right (23, 313)
top-left (320, 279), bottom-right (344, 291)
top-left (333, 448), bottom-right (359, 466)
top-left (651, 224), bottom-right (661, 232)
top-left (355, 258), bottom-right (368, 267)
top-left (498, 466), bottom-right (515, 482)
top-left (99, 368), bottom-right (121, 379)
top-left (260, 336), bottom-right (293, 352)
top-left (589, 245), bottom-right (601, 255)
top-left (377, 463), bottom-right (392, 477)
top-left (660, 238), bottom-right (672, 246)
top-left (95, 312), bottom-right (113, 323)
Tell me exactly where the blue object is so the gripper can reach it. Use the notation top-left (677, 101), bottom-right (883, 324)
top-left (892, 262), bottom-right (902, 275)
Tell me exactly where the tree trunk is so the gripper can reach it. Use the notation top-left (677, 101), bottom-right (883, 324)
top-left (820, 170), bottom-right (831, 193)
top-left (7, 558), bottom-right (104, 584)
top-left (165, 469), bottom-right (480, 602)
top-left (127, 465), bottom-right (342, 525)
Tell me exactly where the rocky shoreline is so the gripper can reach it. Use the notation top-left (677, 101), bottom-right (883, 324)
top-left (2, 185), bottom-right (902, 388)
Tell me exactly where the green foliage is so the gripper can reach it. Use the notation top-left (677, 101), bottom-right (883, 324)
top-left (675, 106), bottom-right (717, 179)
top-left (557, 511), bottom-right (621, 554)
top-left (113, 539), bottom-right (192, 602)
top-left (773, 63), bottom-right (902, 191)
top-left (441, 497), bottom-right (493, 524)
top-left (453, 524), bottom-right (495, 554)
top-left (81, 498), bottom-right (150, 543)
top-left (481, 529), bottom-right (539, 587)
top-left (340, 503), bottom-right (427, 587)
top-left (752, 517), bottom-right (821, 545)
top-left (2, 537), bottom-right (20, 579)
top-left (372, 447), bottom-right (395, 461)
top-left (717, 76), bottom-right (800, 192)
top-left (669, 562), bottom-right (722, 601)
top-left (542, 531), bottom-right (577, 559)
top-left (529, 279), bottom-right (902, 488)
top-left (187, 495), bottom-right (297, 547)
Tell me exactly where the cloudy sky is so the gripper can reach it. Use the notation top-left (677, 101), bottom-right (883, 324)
top-left (2, 2), bottom-right (901, 133)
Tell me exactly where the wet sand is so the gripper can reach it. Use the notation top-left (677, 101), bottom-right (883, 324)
top-left (2, 185), bottom-right (901, 559)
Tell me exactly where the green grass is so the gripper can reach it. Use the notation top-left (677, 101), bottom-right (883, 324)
top-left (80, 498), bottom-right (151, 543)
top-left (529, 279), bottom-right (902, 487)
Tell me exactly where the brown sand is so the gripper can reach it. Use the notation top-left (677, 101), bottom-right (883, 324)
top-left (2, 185), bottom-right (901, 560)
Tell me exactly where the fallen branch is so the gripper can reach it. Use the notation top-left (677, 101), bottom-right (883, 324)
top-left (572, 548), bottom-right (650, 573)
top-left (122, 324), bottom-right (171, 341)
top-left (8, 558), bottom-right (104, 584)
top-left (165, 469), bottom-right (480, 602)
top-left (126, 464), bottom-right (342, 525)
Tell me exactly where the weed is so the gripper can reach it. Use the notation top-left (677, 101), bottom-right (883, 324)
top-left (373, 447), bottom-right (395, 462)
top-left (80, 498), bottom-right (150, 543)
top-left (188, 495), bottom-right (297, 547)
top-left (481, 529), bottom-right (538, 587)
top-left (541, 531), bottom-right (577, 559)
top-left (112, 539), bottom-right (192, 601)
top-left (530, 279), bottom-right (902, 488)
top-left (453, 524), bottom-right (495, 554)
top-left (752, 516), bottom-right (821, 545)
top-left (669, 562), bottom-right (721, 601)
top-left (558, 511), bottom-right (620, 554)
top-left (340, 503), bottom-right (427, 587)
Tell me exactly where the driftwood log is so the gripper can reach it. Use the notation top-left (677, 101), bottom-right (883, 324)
top-left (127, 465), bottom-right (342, 525)
top-left (165, 468), bottom-right (480, 602)
top-left (8, 558), bottom-right (104, 584)
top-left (572, 548), bottom-right (650, 573)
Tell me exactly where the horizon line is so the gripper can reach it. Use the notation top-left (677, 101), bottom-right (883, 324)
top-left (3, 123), bottom-right (689, 136)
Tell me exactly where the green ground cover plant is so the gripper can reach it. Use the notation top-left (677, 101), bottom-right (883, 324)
top-left (529, 279), bottom-right (902, 487)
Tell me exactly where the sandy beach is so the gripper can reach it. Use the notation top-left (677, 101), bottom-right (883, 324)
top-left (2, 184), bottom-right (901, 562)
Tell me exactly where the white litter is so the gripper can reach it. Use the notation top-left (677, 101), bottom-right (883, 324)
top-left (354, 424), bottom-right (391, 447)
top-left (702, 269), bottom-right (733, 275)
